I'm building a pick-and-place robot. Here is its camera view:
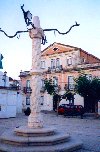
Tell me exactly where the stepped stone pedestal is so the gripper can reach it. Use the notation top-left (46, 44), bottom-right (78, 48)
top-left (0, 126), bottom-right (82, 152)
top-left (0, 16), bottom-right (83, 152)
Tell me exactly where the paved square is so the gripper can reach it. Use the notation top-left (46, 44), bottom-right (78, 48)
top-left (0, 112), bottom-right (99, 152)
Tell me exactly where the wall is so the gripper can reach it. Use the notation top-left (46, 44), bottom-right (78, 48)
top-left (74, 94), bottom-right (84, 106)
top-left (0, 89), bottom-right (22, 118)
top-left (80, 50), bottom-right (100, 64)
top-left (16, 92), bottom-right (22, 113)
top-left (0, 71), bottom-right (9, 87)
top-left (20, 75), bottom-right (31, 110)
top-left (41, 92), bottom-right (53, 111)
top-left (59, 94), bottom-right (84, 106)
top-left (42, 49), bottom-right (79, 71)
top-left (98, 102), bottom-right (100, 115)
top-left (0, 89), bottom-right (16, 118)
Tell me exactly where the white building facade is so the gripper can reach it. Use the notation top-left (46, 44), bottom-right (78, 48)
top-left (0, 71), bottom-right (22, 118)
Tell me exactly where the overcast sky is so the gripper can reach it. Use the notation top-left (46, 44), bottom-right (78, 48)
top-left (0, 0), bottom-right (100, 79)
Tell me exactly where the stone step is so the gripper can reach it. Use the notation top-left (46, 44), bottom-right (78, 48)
top-left (15, 126), bottom-right (56, 137)
top-left (0, 136), bottom-right (82, 152)
top-left (0, 130), bottom-right (70, 146)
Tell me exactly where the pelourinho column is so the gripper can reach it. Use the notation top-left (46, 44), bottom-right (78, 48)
top-left (28, 16), bottom-right (44, 128)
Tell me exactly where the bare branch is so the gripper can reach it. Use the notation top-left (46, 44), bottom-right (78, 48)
top-left (0, 22), bottom-right (80, 41)
top-left (0, 28), bottom-right (28, 38)
top-left (43, 22), bottom-right (80, 35)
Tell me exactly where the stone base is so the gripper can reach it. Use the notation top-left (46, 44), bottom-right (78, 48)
top-left (0, 126), bottom-right (83, 152)
top-left (14, 126), bottom-right (56, 137)
top-left (28, 113), bottom-right (43, 128)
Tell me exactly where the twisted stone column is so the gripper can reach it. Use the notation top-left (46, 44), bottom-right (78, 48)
top-left (28, 16), bottom-right (44, 128)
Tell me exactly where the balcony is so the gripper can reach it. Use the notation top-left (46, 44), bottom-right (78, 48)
top-left (0, 85), bottom-right (20, 90)
top-left (19, 71), bottom-right (30, 77)
top-left (56, 65), bottom-right (63, 72)
top-left (10, 86), bottom-right (21, 90)
top-left (77, 62), bottom-right (100, 69)
top-left (47, 65), bottom-right (63, 73)
top-left (64, 62), bottom-right (100, 72)
top-left (23, 87), bottom-right (32, 94)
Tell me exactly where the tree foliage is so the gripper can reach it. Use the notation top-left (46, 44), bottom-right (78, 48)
top-left (62, 91), bottom-right (74, 100)
top-left (44, 78), bottom-right (75, 100)
top-left (75, 74), bottom-right (100, 102)
top-left (44, 79), bottom-right (55, 95)
top-left (90, 78), bottom-right (100, 101)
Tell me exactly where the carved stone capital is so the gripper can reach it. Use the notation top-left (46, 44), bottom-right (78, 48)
top-left (29, 28), bottom-right (44, 39)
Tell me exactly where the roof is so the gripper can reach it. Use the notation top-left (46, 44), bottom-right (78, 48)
top-left (41, 42), bottom-right (79, 56)
top-left (41, 42), bottom-right (100, 61)
top-left (9, 77), bottom-right (13, 81)
top-left (80, 48), bottom-right (100, 61)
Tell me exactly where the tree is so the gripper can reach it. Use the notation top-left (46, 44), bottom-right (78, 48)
top-left (62, 91), bottom-right (75, 104)
top-left (75, 73), bottom-right (100, 113)
top-left (44, 78), bottom-right (75, 114)
top-left (44, 78), bottom-right (55, 95)
top-left (44, 79), bottom-right (61, 114)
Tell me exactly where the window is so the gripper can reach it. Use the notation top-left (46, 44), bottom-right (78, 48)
top-left (41, 79), bottom-right (45, 87)
top-left (67, 57), bottom-right (72, 65)
top-left (51, 59), bottom-right (55, 69)
top-left (53, 47), bottom-right (58, 51)
top-left (26, 80), bottom-right (30, 88)
top-left (86, 74), bottom-right (92, 80)
top-left (41, 61), bottom-right (45, 69)
top-left (82, 57), bottom-right (86, 63)
top-left (41, 96), bottom-right (44, 105)
top-left (53, 77), bottom-right (58, 86)
top-left (68, 76), bottom-right (74, 90)
top-left (56, 58), bottom-right (60, 68)
top-left (26, 96), bottom-right (30, 105)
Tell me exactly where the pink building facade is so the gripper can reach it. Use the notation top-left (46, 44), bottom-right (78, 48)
top-left (19, 43), bottom-right (100, 114)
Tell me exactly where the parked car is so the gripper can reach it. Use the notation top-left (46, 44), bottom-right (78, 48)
top-left (58, 104), bottom-right (84, 118)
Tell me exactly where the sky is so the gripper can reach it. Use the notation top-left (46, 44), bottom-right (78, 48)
top-left (0, 0), bottom-right (100, 79)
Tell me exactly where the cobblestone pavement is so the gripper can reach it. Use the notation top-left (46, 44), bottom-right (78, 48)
top-left (0, 112), bottom-right (100, 152)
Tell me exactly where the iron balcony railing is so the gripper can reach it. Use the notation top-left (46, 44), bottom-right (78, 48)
top-left (48, 65), bottom-right (63, 73)
top-left (23, 87), bottom-right (32, 94)
top-left (0, 86), bottom-right (20, 90)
